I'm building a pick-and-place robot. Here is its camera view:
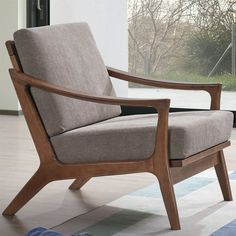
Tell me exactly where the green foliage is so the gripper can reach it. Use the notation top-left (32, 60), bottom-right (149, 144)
top-left (183, 31), bottom-right (232, 76)
top-left (179, 0), bottom-right (235, 76)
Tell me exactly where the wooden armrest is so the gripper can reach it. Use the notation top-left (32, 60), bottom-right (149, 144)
top-left (10, 69), bottom-right (170, 111)
top-left (10, 69), bottom-right (170, 166)
top-left (107, 67), bottom-right (222, 110)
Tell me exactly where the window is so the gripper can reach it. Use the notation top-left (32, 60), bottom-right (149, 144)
top-left (128, 0), bottom-right (236, 111)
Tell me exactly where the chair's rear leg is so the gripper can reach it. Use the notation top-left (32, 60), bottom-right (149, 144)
top-left (69, 177), bottom-right (91, 190)
top-left (214, 150), bottom-right (233, 201)
top-left (155, 168), bottom-right (180, 230)
top-left (2, 168), bottom-right (49, 216)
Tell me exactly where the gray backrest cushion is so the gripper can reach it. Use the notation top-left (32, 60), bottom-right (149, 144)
top-left (14, 22), bottom-right (121, 136)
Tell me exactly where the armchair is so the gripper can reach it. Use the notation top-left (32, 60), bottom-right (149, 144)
top-left (3, 23), bottom-right (233, 230)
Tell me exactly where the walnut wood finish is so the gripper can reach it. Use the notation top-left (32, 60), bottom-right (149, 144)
top-left (170, 141), bottom-right (231, 167)
top-left (107, 67), bottom-right (222, 110)
top-left (69, 177), bottom-right (92, 190)
top-left (3, 40), bottom-right (233, 231)
top-left (5, 41), bottom-right (23, 72)
top-left (214, 151), bottom-right (233, 201)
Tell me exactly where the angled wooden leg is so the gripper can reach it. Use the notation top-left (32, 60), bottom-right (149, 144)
top-left (69, 177), bottom-right (91, 190)
top-left (156, 169), bottom-right (180, 230)
top-left (214, 150), bottom-right (233, 201)
top-left (2, 168), bottom-right (50, 216)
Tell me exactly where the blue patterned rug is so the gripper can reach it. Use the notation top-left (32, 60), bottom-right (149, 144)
top-left (210, 219), bottom-right (236, 236)
top-left (25, 227), bottom-right (90, 236)
top-left (49, 169), bottom-right (236, 236)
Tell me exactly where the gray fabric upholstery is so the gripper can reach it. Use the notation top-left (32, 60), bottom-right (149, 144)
top-left (14, 23), bottom-right (121, 136)
top-left (51, 111), bottom-right (233, 164)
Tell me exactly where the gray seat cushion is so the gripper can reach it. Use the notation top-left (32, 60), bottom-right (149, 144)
top-left (13, 23), bottom-right (121, 136)
top-left (50, 111), bottom-right (233, 164)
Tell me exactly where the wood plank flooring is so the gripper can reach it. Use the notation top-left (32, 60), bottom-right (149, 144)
top-left (0, 115), bottom-right (235, 235)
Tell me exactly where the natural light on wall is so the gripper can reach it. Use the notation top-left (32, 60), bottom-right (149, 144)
top-left (50, 0), bottom-right (129, 97)
top-left (128, 0), bottom-right (236, 110)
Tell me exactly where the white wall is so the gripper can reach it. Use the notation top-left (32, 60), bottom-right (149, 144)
top-left (0, 0), bottom-right (26, 111)
top-left (0, 0), bottom-right (128, 112)
top-left (50, 0), bottom-right (128, 96)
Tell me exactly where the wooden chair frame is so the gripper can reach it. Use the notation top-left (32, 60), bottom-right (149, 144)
top-left (2, 41), bottom-right (233, 230)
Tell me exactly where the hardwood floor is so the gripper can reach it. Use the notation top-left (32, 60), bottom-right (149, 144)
top-left (0, 115), bottom-right (235, 235)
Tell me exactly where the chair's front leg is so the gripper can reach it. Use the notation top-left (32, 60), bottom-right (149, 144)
top-left (152, 104), bottom-right (180, 230)
top-left (214, 150), bottom-right (233, 201)
top-left (2, 167), bottom-right (50, 216)
top-left (154, 167), bottom-right (180, 230)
